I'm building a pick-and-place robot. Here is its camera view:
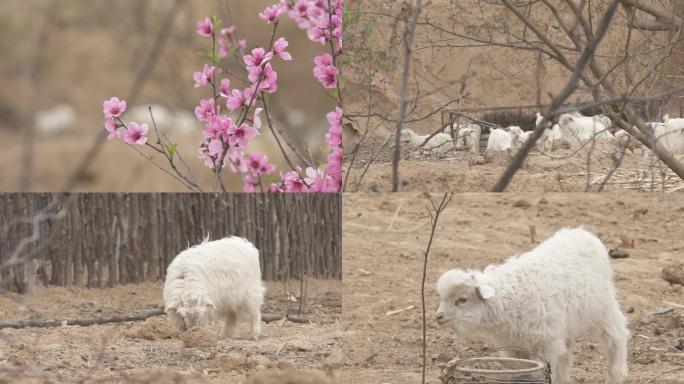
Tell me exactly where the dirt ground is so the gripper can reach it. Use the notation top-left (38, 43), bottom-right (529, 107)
top-left (345, 135), bottom-right (684, 193)
top-left (342, 193), bottom-right (684, 383)
top-left (0, 279), bottom-right (342, 383)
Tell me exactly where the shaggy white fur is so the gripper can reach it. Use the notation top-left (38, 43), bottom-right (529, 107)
top-left (538, 124), bottom-right (563, 152)
top-left (558, 114), bottom-right (614, 144)
top-left (656, 115), bottom-right (684, 156)
top-left (486, 128), bottom-right (513, 151)
top-left (400, 129), bottom-right (453, 153)
top-left (436, 228), bottom-right (629, 384)
top-left (163, 236), bottom-right (265, 340)
top-left (446, 123), bottom-right (482, 153)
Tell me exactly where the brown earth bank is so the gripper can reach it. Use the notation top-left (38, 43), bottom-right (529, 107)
top-left (344, 136), bottom-right (684, 193)
top-left (0, 280), bottom-right (342, 383)
top-left (342, 193), bottom-right (684, 383)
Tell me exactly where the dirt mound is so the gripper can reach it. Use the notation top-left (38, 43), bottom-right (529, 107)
top-left (127, 317), bottom-right (180, 341)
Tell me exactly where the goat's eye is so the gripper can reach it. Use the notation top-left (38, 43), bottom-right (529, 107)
top-left (455, 297), bottom-right (468, 306)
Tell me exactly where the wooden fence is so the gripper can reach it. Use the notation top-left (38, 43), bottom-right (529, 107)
top-left (0, 193), bottom-right (341, 292)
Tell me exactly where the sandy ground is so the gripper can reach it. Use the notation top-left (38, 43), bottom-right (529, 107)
top-left (0, 279), bottom-right (342, 383)
top-left (342, 193), bottom-right (684, 383)
top-left (345, 135), bottom-right (684, 193)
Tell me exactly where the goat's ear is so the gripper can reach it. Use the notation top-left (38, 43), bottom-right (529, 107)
top-left (476, 285), bottom-right (495, 300)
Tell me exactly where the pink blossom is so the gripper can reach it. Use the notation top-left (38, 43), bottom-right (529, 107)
top-left (203, 115), bottom-right (234, 140)
top-left (314, 53), bottom-right (333, 68)
top-left (228, 147), bottom-right (248, 173)
top-left (325, 148), bottom-right (343, 184)
top-left (197, 17), bottom-right (214, 37)
top-left (226, 89), bottom-right (245, 111)
top-left (244, 175), bottom-right (259, 192)
top-left (248, 153), bottom-right (276, 176)
top-left (289, 0), bottom-right (313, 29)
top-left (238, 39), bottom-right (247, 51)
top-left (248, 63), bottom-right (278, 93)
top-left (105, 119), bottom-right (119, 140)
top-left (208, 139), bottom-right (224, 157)
top-left (282, 170), bottom-right (307, 192)
top-left (194, 99), bottom-right (216, 121)
top-left (314, 64), bottom-right (339, 88)
top-left (198, 143), bottom-right (215, 168)
top-left (326, 107), bottom-right (343, 147)
top-left (307, 25), bottom-right (328, 45)
top-left (218, 37), bottom-right (229, 58)
top-left (221, 26), bottom-right (236, 36)
top-left (269, 183), bottom-right (282, 193)
top-left (273, 38), bottom-right (292, 61)
top-left (227, 122), bottom-right (259, 148)
top-left (103, 97), bottom-right (127, 119)
top-left (243, 48), bottom-right (274, 68)
top-left (305, 167), bottom-right (336, 192)
top-left (193, 63), bottom-right (215, 88)
top-left (259, 5), bottom-right (284, 23)
top-left (253, 108), bottom-right (263, 130)
top-left (219, 79), bottom-right (231, 97)
top-left (122, 122), bottom-right (149, 146)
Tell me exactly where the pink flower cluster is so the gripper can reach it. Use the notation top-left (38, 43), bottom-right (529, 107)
top-left (102, 97), bottom-right (150, 146)
top-left (102, 1), bottom-right (344, 193)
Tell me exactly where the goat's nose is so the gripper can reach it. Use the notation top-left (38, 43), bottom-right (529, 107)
top-left (435, 312), bottom-right (445, 321)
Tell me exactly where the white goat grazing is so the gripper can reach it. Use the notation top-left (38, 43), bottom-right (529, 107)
top-left (486, 128), bottom-right (513, 152)
top-left (400, 129), bottom-right (453, 153)
top-left (436, 228), bottom-right (629, 384)
top-left (34, 104), bottom-right (76, 137)
top-left (657, 115), bottom-right (684, 155)
top-left (163, 237), bottom-right (265, 340)
top-left (538, 124), bottom-right (563, 152)
top-left (535, 113), bottom-right (551, 130)
top-left (446, 123), bottom-right (482, 153)
top-left (558, 113), bottom-right (613, 144)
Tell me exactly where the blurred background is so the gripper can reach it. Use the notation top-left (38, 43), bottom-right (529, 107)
top-left (0, 0), bottom-right (336, 192)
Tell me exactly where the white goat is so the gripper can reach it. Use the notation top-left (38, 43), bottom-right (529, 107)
top-left (486, 128), bottom-right (513, 152)
top-left (400, 129), bottom-right (453, 153)
top-left (446, 123), bottom-right (482, 153)
top-left (34, 104), bottom-right (76, 137)
top-left (436, 228), bottom-right (628, 384)
top-left (656, 115), bottom-right (684, 155)
top-left (163, 237), bottom-right (265, 340)
top-left (558, 113), bottom-right (613, 144)
top-left (538, 124), bottom-right (563, 152)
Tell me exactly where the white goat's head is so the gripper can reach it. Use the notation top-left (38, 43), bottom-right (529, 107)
top-left (165, 294), bottom-right (215, 331)
top-left (435, 269), bottom-right (495, 334)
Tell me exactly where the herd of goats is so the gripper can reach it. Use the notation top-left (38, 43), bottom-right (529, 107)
top-left (400, 111), bottom-right (684, 159)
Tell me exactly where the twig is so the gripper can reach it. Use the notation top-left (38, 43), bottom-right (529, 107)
top-left (392, 0), bottom-right (423, 192)
top-left (421, 193), bottom-right (454, 384)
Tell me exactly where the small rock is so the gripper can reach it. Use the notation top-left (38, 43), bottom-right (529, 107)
top-left (675, 339), bottom-right (684, 351)
top-left (538, 198), bottom-right (548, 205)
top-left (662, 264), bottom-right (684, 286)
top-left (609, 249), bottom-right (630, 259)
top-left (276, 361), bottom-right (296, 371)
